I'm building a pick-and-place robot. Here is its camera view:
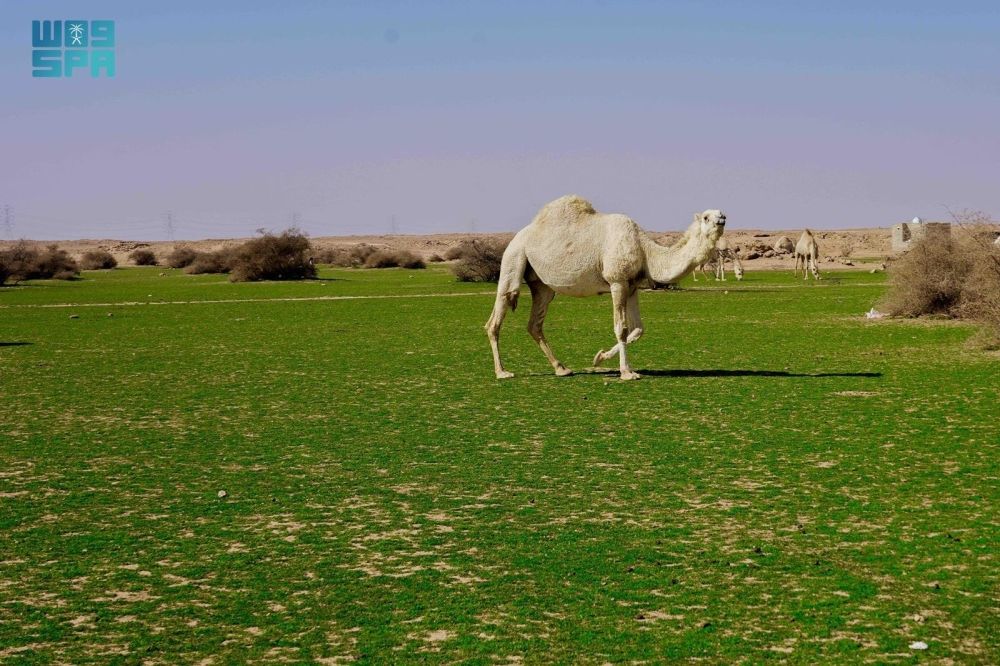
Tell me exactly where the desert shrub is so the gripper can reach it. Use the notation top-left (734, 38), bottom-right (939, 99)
top-left (80, 250), bottom-right (117, 270)
top-left (166, 246), bottom-right (198, 268)
top-left (451, 239), bottom-right (507, 282)
top-left (0, 242), bottom-right (79, 282)
top-left (313, 244), bottom-right (377, 267)
top-left (838, 239), bottom-right (856, 259)
top-left (955, 228), bottom-right (1000, 336)
top-left (880, 227), bottom-right (968, 317)
top-left (311, 247), bottom-right (339, 264)
top-left (881, 216), bottom-right (1000, 336)
top-left (37, 245), bottom-right (80, 279)
top-left (186, 248), bottom-right (236, 275)
top-left (363, 249), bottom-right (426, 269)
top-left (427, 253), bottom-right (444, 263)
top-left (443, 242), bottom-right (473, 261)
top-left (129, 249), bottom-right (158, 265)
top-left (228, 228), bottom-right (316, 282)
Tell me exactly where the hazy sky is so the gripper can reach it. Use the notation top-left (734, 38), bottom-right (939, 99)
top-left (2, 1), bottom-right (998, 239)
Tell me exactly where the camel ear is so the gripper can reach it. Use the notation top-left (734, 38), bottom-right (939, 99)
top-left (694, 213), bottom-right (701, 224)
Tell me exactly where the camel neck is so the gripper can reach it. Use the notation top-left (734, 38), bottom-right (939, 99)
top-left (642, 228), bottom-right (715, 284)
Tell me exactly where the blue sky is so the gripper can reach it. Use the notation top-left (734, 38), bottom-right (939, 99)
top-left (2, 1), bottom-right (998, 239)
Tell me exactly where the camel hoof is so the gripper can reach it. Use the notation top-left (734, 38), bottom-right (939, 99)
top-left (495, 370), bottom-right (515, 380)
top-left (592, 350), bottom-right (606, 367)
top-left (555, 365), bottom-right (573, 377)
top-left (620, 371), bottom-right (641, 381)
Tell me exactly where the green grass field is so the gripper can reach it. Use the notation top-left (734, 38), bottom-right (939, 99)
top-left (1, 266), bottom-right (997, 664)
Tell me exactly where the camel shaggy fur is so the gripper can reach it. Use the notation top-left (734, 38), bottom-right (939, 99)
top-left (694, 237), bottom-right (743, 282)
top-left (794, 229), bottom-right (821, 280)
top-left (486, 195), bottom-right (726, 380)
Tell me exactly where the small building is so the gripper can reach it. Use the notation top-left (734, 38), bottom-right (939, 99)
top-left (891, 217), bottom-right (951, 253)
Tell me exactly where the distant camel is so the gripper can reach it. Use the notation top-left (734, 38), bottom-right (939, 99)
top-left (794, 230), bottom-right (820, 280)
top-left (694, 237), bottom-right (743, 281)
top-left (486, 195), bottom-right (726, 380)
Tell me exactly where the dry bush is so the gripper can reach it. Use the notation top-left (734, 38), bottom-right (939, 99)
top-left (839, 238), bottom-right (856, 259)
top-left (186, 248), bottom-right (236, 275)
top-left (0, 242), bottom-right (79, 282)
top-left (166, 246), bottom-right (198, 268)
top-left (955, 227), bottom-right (1000, 337)
top-left (129, 249), bottom-right (158, 265)
top-left (79, 250), bottom-right (118, 270)
top-left (363, 249), bottom-right (426, 269)
top-left (443, 242), bottom-right (473, 261)
top-left (427, 253), bottom-right (444, 263)
top-left (311, 247), bottom-right (339, 264)
top-left (881, 213), bottom-right (1000, 337)
top-left (451, 239), bottom-right (507, 282)
top-left (881, 226), bottom-right (968, 317)
top-left (313, 244), bottom-right (376, 267)
top-left (229, 228), bottom-right (317, 282)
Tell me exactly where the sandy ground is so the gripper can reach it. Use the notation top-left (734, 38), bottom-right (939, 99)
top-left (1, 227), bottom-right (897, 272)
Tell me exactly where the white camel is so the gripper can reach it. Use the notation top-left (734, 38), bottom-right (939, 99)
top-left (694, 237), bottom-right (743, 282)
top-left (486, 195), bottom-right (726, 380)
top-left (794, 229), bottom-right (820, 280)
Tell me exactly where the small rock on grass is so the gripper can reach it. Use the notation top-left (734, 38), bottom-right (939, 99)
top-left (217, 490), bottom-right (228, 499)
top-left (69, 314), bottom-right (79, 319)
top-left (909, 641), bottom-right (928, 650)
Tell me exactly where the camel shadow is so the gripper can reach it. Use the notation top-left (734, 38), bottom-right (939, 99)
top-left (637, 368), bottom-right (881, 379)
top-left (0, 342), bottom-right (32, 347)
top-left (565, 367), bottom-right (881, 379)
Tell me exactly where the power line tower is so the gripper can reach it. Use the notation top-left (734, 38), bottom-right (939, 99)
top-left (2, 206), bottom-right (12, 239)
top-left (165, 211), bottom-right (175, 241)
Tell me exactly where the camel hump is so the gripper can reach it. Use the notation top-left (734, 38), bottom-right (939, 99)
top-left (536, 195), bottom-right (597, 223)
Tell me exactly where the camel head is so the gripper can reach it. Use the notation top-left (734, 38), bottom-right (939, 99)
top-left (693, 210), bottom-right (727, 244)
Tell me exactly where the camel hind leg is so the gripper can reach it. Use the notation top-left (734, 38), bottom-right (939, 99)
top-left (485, 240), bottom-right (527, 379)
top-left (526, 280), bottom-right (571, 376)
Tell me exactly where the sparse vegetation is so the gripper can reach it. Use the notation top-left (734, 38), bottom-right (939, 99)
top-left (129, 248), bottom-right (158, 266)
top-left (79, 249), bottom-right (118, 270)
top-left (451, 238), bottom-right (507, 282)
top-left (363, 249), bottom-right (426, 269)
top-left (0, 242), bottom-right (79, 283)
top-left (166, 246), bottom-right (199, 269)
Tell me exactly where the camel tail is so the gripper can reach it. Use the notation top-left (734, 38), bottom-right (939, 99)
top-left (506, 290), bottom-right (520, 312)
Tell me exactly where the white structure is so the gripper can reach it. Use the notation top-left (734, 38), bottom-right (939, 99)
top-left (892, 217), bottom-right (950, 253)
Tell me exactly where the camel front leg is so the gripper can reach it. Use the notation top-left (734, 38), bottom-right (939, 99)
top-left (527, 281), bottom-right (572, 376)
top-left (593, 290), bottom-right (643, 367)
top-left (611, 284), bottom-right (640, 380)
